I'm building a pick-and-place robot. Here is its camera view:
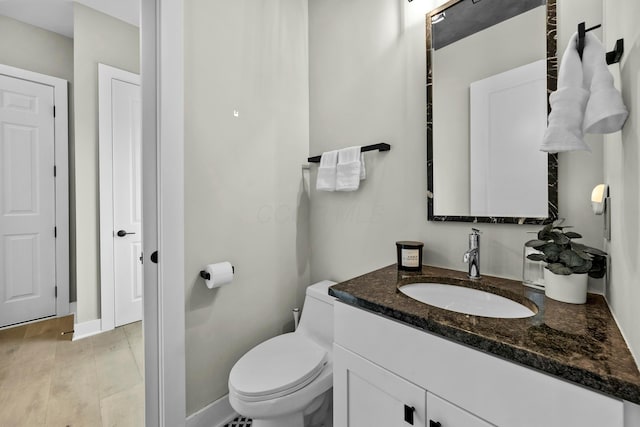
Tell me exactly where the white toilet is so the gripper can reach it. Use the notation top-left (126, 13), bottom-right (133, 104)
top-left (228, 280), bottom-right (336, 427)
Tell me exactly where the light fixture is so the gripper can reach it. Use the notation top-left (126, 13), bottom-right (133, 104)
top-left (591, 184), bottom-right (611, 240)
top-left (591, 184), bottom-right (607, 214)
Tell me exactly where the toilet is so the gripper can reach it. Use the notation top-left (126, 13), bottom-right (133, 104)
top-left (228, 280), bottom-right (336, 427)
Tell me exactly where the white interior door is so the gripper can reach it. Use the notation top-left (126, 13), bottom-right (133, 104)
top-left (469, 59), bottom-right (548, 218)
top-left (0, 74), bottom-right (56, 327)
top-left (99, 64), bottom-right (142, 329)
top-left (112, 77), bottom-right (142, 327)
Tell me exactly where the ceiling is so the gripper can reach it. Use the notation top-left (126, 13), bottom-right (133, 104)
top-left (0, 0), bottom-right (140, 38)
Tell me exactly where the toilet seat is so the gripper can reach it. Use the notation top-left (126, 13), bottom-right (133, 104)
top-left (229, 333), bottom-right (328, 402)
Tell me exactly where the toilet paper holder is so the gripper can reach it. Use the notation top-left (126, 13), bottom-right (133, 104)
top-left (200, 266), bottom-right (235, 280)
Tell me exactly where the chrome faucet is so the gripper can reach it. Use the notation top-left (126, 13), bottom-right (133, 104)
top-left (463, 228), bottom-right (481, 279)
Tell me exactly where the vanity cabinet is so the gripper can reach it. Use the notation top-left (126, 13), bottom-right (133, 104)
top-left (334, 344), bottom-right (427, 426)
top-left (333, 301), bottom-right (628, 427)
top-left (334, 344), bottom-right (492, 426)
top-left (427, 392), bottom-right (493, 427)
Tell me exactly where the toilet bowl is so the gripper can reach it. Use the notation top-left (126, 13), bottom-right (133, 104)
top-left (228, 280), bottom-right (336, 427)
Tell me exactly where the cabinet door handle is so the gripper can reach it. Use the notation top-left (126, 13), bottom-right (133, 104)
top-left (429, 421), bottom-right (442, 427)
top-left (404, 405), bottom-right (415, 425)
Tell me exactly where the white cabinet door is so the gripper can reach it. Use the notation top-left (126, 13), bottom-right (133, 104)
top-left (334, 344), bottom-right (427, 427)
top-left (427, 392), bottom-right (494, 427)
top-left (0, 74), bottom-right (56, 327)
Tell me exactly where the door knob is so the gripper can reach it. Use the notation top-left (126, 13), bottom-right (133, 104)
top-left (116, 230), bottom-right (136, 237)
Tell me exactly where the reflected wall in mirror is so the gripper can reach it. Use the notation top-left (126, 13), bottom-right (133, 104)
top-left (426, 0), bottom-right (558, 224)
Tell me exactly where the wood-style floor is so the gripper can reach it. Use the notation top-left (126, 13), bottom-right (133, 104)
top-left (0, 316), bottom-right (144, 426)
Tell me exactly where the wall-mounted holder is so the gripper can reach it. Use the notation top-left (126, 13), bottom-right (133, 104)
top-left (577, 22), bottom-right (624, 65)
top-left (199, 266), bottom-right (235, 280)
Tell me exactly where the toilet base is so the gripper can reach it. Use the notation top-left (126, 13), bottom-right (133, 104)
top-left (251, 412), bottom-right (304, 427)
top-left (247, 390), bottom-right (333, 427)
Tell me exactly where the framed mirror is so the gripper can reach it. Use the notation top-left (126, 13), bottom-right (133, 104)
top-left (426, 0), bottom-right (558, 224)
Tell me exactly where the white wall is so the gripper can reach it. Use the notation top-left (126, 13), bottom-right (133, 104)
top-left (309, 0), bottom-right (606, 289)
top-left (183, 0), bottom-right (310, 415)
top-left (73, 4), bottom-right (140, 322)
top-left (0, 15), bottom-right (73, 82)
top-left (603, 0), bottom-right (640, 362)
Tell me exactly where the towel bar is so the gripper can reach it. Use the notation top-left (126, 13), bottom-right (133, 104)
top-left (307, 143), bottom-right (391, 163)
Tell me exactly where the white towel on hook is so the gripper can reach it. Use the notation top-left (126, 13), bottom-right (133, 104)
top-left (582, 33), bottom-right (628, 134)
top-left (541, 32), bottom-right (591, 153)
top-left (316, 150), bottom-right (338, 191)
top-left (359, 152), bottom-right (366, 180)
top-left (336, 146), bottom-right (362, 191)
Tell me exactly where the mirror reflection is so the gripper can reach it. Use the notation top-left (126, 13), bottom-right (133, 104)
top-left (0, 0), bottom-right (144, 424)
top-left (426, 0), bottom-right (558, 224)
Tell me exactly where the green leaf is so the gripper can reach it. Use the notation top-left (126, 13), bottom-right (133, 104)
top-left (582, 246), bottom-right (608, 256)
top-left (553, 219), bottom-right (567, 227)
top-left (551, 231), bottom-right (570, 245)
top-left (564, 231), bottom-right (582, 239)
top-left (546, 263), bottom-right (573, 275)
top-left (571, 260), bottom-right (593, 274)
top-left (538, 224), bottom-right (554, 241)
top-left (571, 247), bottom-right (593, 261)
top-left (572, 242), bottom-right (608, 257)
top-left (539, 243), bottom-right (561, 262)
top-left (525, 239), bottom-right (548, 248)
top-left (526, 253), bottom-right (546, 262)
top-left (559, 250), bottom-right (587, 268)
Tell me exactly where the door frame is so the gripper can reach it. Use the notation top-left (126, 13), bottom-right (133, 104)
top-left (0, 63), bottom-right (70, 321)
top-left (98, 63), bottom-right (142, 332)
top-left (142, 0), bottom-right (186, 424)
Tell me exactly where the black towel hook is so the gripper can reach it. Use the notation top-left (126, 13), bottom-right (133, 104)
top-left (576, 21), bottom-right (624, 65)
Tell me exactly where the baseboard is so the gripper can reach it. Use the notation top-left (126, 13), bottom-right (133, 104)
top-left (73, 318), bottom-right (102, 340)
top-left (186, 394), bottom-right (237, 427)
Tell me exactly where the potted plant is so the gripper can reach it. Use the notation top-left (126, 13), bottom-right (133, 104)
top-left (525, 221), bottom-right (607, 304)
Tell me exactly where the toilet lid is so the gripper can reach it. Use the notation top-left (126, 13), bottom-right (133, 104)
top-left (229, 333), bottom-right (328, 401)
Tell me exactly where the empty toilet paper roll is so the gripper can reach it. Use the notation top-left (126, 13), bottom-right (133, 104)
top-left (203, 262), bottom-right (234, 289)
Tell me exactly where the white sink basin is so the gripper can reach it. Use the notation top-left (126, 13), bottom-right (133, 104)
top-left (399, 283), bottom-right (535, 318)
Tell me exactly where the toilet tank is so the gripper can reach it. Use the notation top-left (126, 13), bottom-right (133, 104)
top-left (297, 280), bottom-right (337, 350)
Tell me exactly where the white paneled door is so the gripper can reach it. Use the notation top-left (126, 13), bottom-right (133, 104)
top-left (111, 76), bottom-right (143, 327)
top-left (0, 74), bottom-right (56, 327)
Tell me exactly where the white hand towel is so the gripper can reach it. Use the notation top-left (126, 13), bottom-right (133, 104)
top-left (582, 33), bottom-right (628, 134)
top-left (359, 153), bottom-right (366, 180)
top-left (316, 150), bottom-right (338, 191)
top-left (540, 33), bottom-right (591, 153)
top-left (336, 146), bottom-right (362, 191)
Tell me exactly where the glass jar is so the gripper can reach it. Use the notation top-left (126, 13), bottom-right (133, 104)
top-left (522, 245), bottom-right (546, 290)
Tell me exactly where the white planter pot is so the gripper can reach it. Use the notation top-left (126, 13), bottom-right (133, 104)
top-left (543, 269), bottom-right (588, 304)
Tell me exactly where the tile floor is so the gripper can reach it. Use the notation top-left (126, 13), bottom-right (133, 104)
top-left (0, 316), bottom-right (144, 427)
top-left (224, 416), bottom-right (252, 427)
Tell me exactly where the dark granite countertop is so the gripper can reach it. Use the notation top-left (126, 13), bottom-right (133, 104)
top-left (329, 264), bottom-right (640, 404)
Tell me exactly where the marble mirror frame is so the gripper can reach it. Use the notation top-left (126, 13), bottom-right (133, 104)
top-left (426, 0), bottom-right (559, 224)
